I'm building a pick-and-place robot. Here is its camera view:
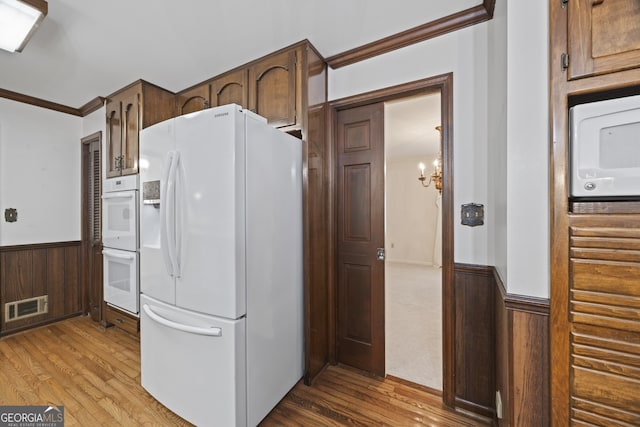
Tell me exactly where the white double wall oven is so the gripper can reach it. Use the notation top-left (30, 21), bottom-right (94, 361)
top-left (102, 175), bottom-right (139, 315)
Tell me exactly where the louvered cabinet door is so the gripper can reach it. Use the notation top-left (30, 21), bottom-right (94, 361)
top-left (569, 223), bottom-right (640, 424)
top-left (88, 139), bottom-right (103, 322)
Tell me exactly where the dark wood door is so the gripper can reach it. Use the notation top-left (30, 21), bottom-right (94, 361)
top-left (82, 133), bottom-right (103, 322)
top-left (336, 102), bottom-right (385, 376)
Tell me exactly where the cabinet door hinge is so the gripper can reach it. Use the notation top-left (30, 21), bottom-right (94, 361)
top-left (561, 0), bottom-right (568, 8)
top-left (561, 53), bottom-right (569, 71)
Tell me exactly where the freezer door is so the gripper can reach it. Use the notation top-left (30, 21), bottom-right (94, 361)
top-left (139, 120), bottom-right (176, 304)
top-left (173, 105), bottom-right (246, 319)
top-left (140, 294), bottom-right (246, 427)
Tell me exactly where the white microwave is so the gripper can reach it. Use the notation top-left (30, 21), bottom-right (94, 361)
top-left (570, 94), bottom-right (640, 198)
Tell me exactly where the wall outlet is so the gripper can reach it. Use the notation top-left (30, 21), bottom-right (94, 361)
top-left (496, 390), bottom-right (503, 419)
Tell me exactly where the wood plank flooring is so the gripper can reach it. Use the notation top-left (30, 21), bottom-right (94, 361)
top-left (0, 316), bottom-right (490, 426)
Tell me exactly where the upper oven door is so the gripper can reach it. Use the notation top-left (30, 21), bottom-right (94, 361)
top-left (103, 190), bottom-right (138, 251)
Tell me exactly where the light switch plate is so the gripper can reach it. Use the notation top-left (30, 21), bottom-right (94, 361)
top-left (461, 203), bottom-right (484, 227)
top-left (4, 208), bottom-right (17, 223)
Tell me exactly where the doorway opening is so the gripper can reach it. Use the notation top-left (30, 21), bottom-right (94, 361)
top-left (384, 93), bottom-right (443, 390)
top-left (328, 73), bottom-right (454, 404)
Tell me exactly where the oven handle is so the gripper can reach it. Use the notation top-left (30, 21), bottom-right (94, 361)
top-left (102, 192), bottom-right (135, 200)
top-left (142, 304), bottom-right (222, 337)
top-left (102, 249), bottom-right (135, 260)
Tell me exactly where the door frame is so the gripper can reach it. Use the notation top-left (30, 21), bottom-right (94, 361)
top-left (81, 131), bottom-right (102, 319)
top-left (328, 73), bottom-right (455, 406)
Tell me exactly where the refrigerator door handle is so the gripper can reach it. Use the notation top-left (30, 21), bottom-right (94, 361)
top-left (160, 151), bottom-right (176, 277)
top-left (166, 151), bottom-right (180, 277)
top-left (142, 304), bottom-right (222, 337)
top-left (175, 152), bottom-right (184, 278)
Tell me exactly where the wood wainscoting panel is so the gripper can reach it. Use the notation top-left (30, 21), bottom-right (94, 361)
top-left (494, 269), bottom-right (550, 427)
top-left (453, 263), bottom-right (496, 418)
top-left (0, 241), bottom-right (82, 335)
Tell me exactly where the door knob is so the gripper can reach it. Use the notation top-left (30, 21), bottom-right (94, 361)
top-left (376, 248), bottom-right (385, 261)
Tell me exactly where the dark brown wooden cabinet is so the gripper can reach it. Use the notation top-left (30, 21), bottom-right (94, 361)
top-left (104, 303), bottom-right (139, 335)
top-left (550, 0), bottom-right (640, 424)
top-left (567, 0), bottom-right (640, 80)
top-left (567, 218), bottom-right (640, 423)
top-left (106, 81), bottom-right (175, 178)
top-left (176, 83), bottom-right (210, 115)
top-left (211, 68), bottom-right (248, 108)
top-left (248, 48), bottom-right (300, 128)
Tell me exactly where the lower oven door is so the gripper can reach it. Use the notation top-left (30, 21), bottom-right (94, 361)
top-left (103, 248), bottom-right (139, 314)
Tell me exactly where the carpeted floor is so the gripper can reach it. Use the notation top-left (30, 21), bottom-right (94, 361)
top-left (385, 261), bottom-right (443, 390)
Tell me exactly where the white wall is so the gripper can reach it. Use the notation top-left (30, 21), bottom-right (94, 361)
top-left (386, 158), bottom-right (439, 264)
top-left (81, 106), bottom-right (107, 180)
top-left (488, 0), bottom-right (509, 282)
top-left (82, 106), bottom-right (106, 140)
top-left (329, 22), bottom-right (490, 267)
top-left (505, 2), bottom-right (549, 298)
top-left (0, 98), bottom-right (82, 245)
top-left (330, 4), bottom-right (550, 298)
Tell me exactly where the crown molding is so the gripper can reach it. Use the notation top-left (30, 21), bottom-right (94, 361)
top-left (79, 96), bottom-right (105, 116)
top-left (0, 88), bottom-right (81, 116)
top-left (0, 89), bottom-right (105, 117)
top-left (326, 0), bottom-right (496, 69)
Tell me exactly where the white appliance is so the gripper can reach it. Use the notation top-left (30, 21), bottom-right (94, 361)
top-left (570, 93), bottom-right (640, 198)
top-left (138, 104), bottom-right (303, 427)
top-left (102, 175), bottom-right (139, 314)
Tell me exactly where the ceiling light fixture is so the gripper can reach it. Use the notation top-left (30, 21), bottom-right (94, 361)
top-left (0, 0), bottom-right (47, 53)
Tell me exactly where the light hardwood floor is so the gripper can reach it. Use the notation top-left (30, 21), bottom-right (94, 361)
top-left (0, 316), bottom-right (489, 426)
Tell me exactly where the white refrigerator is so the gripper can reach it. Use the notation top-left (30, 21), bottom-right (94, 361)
top-left (138, 104), bottom-right (303, 427)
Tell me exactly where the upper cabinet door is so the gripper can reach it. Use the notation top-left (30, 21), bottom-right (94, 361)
top-left (211, 69), bottom-right (248, 109)
top-left (106, 101), bottom-right (123, 178)
top-left (119, 86), bottom-right (141, 176)
top-left (568, 0), bottom-right (640, 80)
top-left (177, 83), bottom-right (211, 116)
top-left (249, 49), bottom-right (298, 128)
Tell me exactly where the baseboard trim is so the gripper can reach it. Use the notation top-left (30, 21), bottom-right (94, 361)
top-left (386, 375), bottom-right (442, 397)
top-left (0, 240), bottom-right (81, 252)
top-left (386, 259), bottom-right (436, 267)
top-left (454, 396), bottom-right (496, 420)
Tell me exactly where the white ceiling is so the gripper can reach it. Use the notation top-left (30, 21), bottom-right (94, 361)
top-left (0, 0), bottom-right (479, 107)
top-left (385, 92), bottom-right (442, 162)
